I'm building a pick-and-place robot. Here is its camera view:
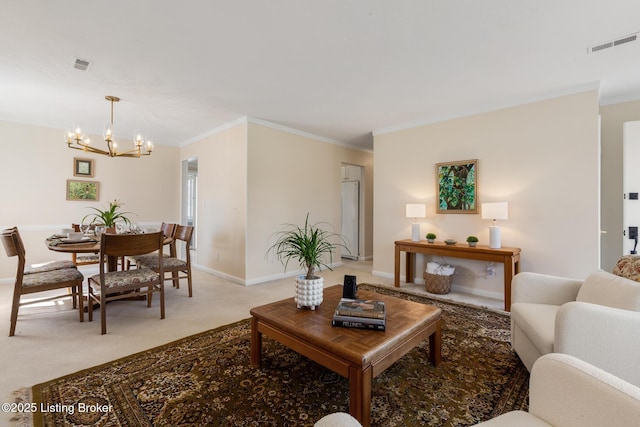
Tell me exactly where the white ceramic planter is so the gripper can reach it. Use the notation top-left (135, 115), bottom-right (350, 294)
top-left (295, 275), bottom-right (324, 310)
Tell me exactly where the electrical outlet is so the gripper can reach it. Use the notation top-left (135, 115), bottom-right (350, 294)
top-left (630, 226), bottom-right (638, 240)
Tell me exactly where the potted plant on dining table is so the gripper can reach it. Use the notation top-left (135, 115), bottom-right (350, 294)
top-left (82, 199), bottom-right (134, 234)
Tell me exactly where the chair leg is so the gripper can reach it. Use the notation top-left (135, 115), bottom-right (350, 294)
top-left (9, 289), bottom-right (21, 337)
top-left (160, 283), bottom-right (165, 320)
top-left (171, 271), bottom-right (179, 288)
top-left (77, 280), bottom-right (84, 323)
top-left (147, 286), bottom-right (153, 308)
top-left (100, 298), bottom-right (107, 335)
top-left (187, 270), bottom-right (193, 297)
top-left (70, 286), bottom-right (77, 309)
top-left (87, 284), bottom-right (94, 322)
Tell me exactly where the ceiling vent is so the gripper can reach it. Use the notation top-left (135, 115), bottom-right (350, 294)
top-left (588, 32), bottom-right (638, 54)
top-left (73, 57), bottom-right (92, 71)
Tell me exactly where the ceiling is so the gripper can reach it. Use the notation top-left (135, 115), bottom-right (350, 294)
top-left (2, 1), bottom-right (640, 152)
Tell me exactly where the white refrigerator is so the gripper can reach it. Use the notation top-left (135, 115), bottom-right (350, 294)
top-left (341, 180), bottom-right (359, 260)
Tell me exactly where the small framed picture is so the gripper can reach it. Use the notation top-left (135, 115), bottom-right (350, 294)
top-left (74, 157), bottom-right (94, 177)
top-left (66, 180), bottom-right (99, 201)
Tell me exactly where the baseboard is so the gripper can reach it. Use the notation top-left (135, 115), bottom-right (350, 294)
top-left (193, 264), bottom-right (246, 285)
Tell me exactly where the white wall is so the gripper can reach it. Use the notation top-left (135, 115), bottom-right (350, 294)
top-left (244, 122), bottom-right (373, 284)
top-left (0, 120), bottom-right (180, 279)
top-left (373, 90), bottom-right (601, 299)
top-left (179, 121), bottom-right (248, 282)
top-left (178, 119), bottom-right (373, 285)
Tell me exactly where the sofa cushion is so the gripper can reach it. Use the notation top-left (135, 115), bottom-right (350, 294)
top-left (510, 303), bottom-right (559, 356)
top-left (576, 271), bottom-right (640, 311)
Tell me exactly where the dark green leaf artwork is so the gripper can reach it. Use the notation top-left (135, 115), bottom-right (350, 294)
top-left (436, 160), bottom-right (478, 213)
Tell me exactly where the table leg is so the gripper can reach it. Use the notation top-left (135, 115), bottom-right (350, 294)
top-left (250, 317), bottom-right (262, 368)
top-left (504, 256), bottom-right (516, 312)
top-left (429, 321), bottom-right (442, 366)
top-left (394, 246), bottom-right (401, 287)
top-left (349, 365), bottom-right (372, 427)
top-left (406, 252), bottom-right (415, 283)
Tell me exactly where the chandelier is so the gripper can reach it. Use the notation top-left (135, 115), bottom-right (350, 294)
top-left (65, 96), bottom-right (153, 158)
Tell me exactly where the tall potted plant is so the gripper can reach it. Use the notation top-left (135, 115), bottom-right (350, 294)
top-left (267, 213), bottom-right (349, 310)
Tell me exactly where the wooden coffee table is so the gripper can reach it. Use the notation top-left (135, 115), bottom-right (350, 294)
top-left (250, 285), bottom-right (442, 427)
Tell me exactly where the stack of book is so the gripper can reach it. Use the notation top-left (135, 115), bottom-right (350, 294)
top-left (332, 298), bottom-right (386, 331)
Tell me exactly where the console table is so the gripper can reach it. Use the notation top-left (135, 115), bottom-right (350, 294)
top-left (394, 239), bottom-right (521, 311)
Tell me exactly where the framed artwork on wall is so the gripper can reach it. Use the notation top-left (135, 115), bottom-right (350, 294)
top-left (436, 159), bottom-right (478, 214)
top-left (74, 157), bottom-right (94, 177)
top-left (66, 180), bottom-right (99, 201)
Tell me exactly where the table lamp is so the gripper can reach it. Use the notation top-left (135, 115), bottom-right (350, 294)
top-left (406, 203), bottom-right (426, 241)
top-left (481, 202), bottom-right (508, 248)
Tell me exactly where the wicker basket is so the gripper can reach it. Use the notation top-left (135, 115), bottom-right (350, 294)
top-left (423, 271), bottom-right (453, 294)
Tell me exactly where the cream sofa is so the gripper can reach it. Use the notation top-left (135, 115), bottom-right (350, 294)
top-left (511, 270), bottom-right (640, 386)
top-left (475, 353), bottom-right (640, 426)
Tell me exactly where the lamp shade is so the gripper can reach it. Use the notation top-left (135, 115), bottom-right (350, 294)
top-left (481, 202), bottom-right (508, 220)
top-left (406, 203), bottom-right (426, 218)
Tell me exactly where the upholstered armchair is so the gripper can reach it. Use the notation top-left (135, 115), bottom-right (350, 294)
top-left (510, 271), bottom-right (640, 386)
top-left (474, 353), bottom-right (640, 427)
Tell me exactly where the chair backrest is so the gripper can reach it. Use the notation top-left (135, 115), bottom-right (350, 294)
top-left (100, 232), bottom-right (163, 258)
top-left (1, 227), bottom-right (26, 280)
top-left (175, 225), bottom-right (194, 244)
top-left (173, 225), bottom-right (194, 260)
top-left (1, 227), bottom-right (25, 259)
top-left (161, 222), bottom-right (177, 239)
top-left (72, 223), bottom-right (96, 232)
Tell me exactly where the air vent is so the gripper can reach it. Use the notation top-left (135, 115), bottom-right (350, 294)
top-left (589, 32), bottom-right (639, 54)
top-left (73, 57), bottom-right (92, 71)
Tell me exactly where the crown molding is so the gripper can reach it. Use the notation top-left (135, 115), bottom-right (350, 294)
top-left (373, 82), bottom-right (602, 137)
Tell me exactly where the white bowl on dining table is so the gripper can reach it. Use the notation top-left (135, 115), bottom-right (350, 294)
top-left (66, 232), bottom-right (85, 242)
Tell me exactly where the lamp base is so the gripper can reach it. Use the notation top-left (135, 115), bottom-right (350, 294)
top-left (489, 226), bottom-right (501, 249)
top-left (411, 223), bottom-right (421, 241)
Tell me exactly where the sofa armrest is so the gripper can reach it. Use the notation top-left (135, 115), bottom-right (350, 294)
top-left (314, 412), bottom-right (362, 427)
top-left (529, 353), bottom-right (640, 427)
top-left (511, 272), bottom-right (582, 305)
top-left (555, 301), bottom-right (640, 387)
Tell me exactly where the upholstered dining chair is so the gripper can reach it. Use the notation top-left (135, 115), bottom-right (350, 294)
top-left (1, 227), bottom-right (85, 336)
top-left (70, 223), bottom-right (100, 266)
top-left (87, 232), bottom-right (164, 334)
top-left (124, 222), bottom-right (176, 270)
top-left (134, 225), bottom-right (194, 297)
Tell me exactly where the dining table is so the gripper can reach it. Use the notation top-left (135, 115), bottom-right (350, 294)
top-left (46, 232), bottom-right (174, 272)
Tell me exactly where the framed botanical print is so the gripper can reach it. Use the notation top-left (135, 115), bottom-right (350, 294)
top-left (66, 180), bottom-right (99, 201)
top-left (74, 157), bottom-right (94, 177)
top-left (436, 159), bottom-right (478, 214)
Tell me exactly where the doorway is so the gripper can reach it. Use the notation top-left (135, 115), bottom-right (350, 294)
top-left (341, 164), bottom-right (363, 260)
top-left (182, 157), bottom-right (198, 249)
top-left (623, 121), bottom-right (640, 256)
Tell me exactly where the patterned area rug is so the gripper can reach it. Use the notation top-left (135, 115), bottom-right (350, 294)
top-left (30, 284), bottom-right (529, 426)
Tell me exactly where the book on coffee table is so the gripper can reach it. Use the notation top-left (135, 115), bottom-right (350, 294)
top-left (334, 298), bottom-right (386, 320)
top-left (331, 318), bottom-right (385, 331)
top-left (332, 297), bottom-right (386, 331)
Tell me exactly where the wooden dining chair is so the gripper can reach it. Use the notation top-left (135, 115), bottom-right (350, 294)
top-left (134, 225), bottom-right (194, 297)
top-left (71, 224), bottom-right (100, 266)
top-left (87, 232), bottom-right (164, 335)
top-left (1, 227), bottom-right (85, 336)
top-left (124, 222), bottom-right (177, 270)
